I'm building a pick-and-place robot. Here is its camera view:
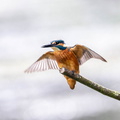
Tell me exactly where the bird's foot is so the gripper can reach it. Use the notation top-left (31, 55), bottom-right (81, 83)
top-left (71, 70), bottom-right (75, 75)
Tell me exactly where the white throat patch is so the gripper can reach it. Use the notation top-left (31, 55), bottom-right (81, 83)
top-left (52, 47), bottom-right (60, 51)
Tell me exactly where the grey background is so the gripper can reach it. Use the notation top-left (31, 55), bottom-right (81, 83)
top-left (0, 0), bottom-right (120, 120)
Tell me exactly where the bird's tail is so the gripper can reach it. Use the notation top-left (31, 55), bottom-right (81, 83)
top-left (64, 75), bottom-right (76, 89)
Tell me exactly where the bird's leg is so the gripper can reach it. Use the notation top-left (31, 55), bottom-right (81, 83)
top-left (59, 68), bottom-right (75, 75)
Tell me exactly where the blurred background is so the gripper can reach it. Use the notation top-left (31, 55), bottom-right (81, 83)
top-left (0, 0), bottom-right (120, 120)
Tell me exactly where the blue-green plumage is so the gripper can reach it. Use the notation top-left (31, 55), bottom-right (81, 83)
top-left (55, 45), bottom-right (67, 50)
top-left (51, 40), bottom-right (65, 44)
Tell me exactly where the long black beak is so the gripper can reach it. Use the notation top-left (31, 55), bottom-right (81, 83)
top-left (41, 44), bottom-right (56, 48)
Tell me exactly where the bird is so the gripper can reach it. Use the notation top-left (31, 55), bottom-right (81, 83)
top-left (25, 40), bottom-right (107, 89)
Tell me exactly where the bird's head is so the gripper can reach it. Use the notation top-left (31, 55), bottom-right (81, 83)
top-left (42, 40), bottom-right (67, 51)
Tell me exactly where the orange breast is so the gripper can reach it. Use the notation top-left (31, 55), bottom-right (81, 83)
top-left (54, 49), bottom-right (79, 73)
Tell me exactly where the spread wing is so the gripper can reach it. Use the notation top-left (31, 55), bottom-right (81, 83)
top-left (70, 44), bottom-right (107, 65)
top-left (25, 51), bottom-right (59, 73)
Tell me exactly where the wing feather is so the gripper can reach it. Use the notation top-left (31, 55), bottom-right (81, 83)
top-left (25, 52), bottom-right (59, 73)
top-left (70, 45), bottom-right (107, 65)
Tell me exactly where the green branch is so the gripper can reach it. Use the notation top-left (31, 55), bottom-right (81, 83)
top-left (59, 68), bottom-right (120, 101)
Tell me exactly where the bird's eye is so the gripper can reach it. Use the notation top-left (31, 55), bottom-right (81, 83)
top-left (56, 42), bottom-right (59, 44)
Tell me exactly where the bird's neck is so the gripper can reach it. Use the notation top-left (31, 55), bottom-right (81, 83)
top-left (52, 45), bottom-right (67, 51)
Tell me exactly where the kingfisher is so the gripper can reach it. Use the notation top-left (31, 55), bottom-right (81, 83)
top-left (25, 40), bottom-right (107, 89)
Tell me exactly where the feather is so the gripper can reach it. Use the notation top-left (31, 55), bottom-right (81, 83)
top-left (25, 52), bottom-right (59, 73)
top-left (70, 45), bottom-right (107, 65)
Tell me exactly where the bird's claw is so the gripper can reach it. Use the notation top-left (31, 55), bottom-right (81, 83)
top-left (71, 70), bottom-right (75, 75)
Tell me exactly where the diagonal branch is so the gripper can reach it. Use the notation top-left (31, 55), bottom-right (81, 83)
top-left (59, 68), bottom-right (120, 101)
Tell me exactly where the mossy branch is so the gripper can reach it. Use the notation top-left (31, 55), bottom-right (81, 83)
top-left (59, 68), bottom-right (120, 101)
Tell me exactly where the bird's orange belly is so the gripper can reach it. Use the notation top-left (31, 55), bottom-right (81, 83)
top-left (54, 49), bottom-right (79, 73)
top-left (54, 49), bottom-right (79, 89)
